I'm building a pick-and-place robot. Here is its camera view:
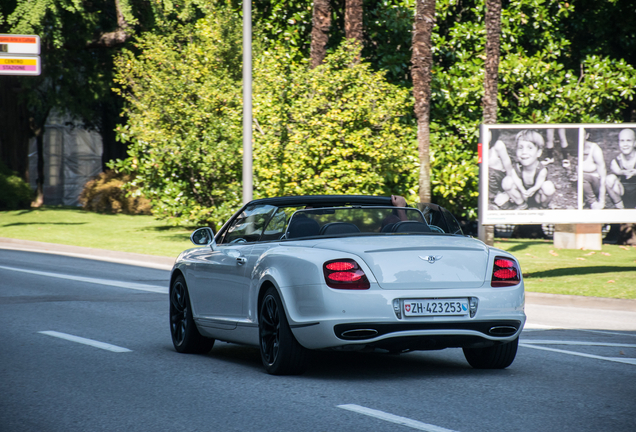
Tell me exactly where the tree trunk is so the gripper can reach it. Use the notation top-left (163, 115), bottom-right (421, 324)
top-left (483, 0), bottom-right (501, 125)
top-left (310, 0), bottom-right (331, 69)
top-left (87, 0), bottom-right (132, 48)
top-left (480, 0), bottom-right (502, 246)
top-left (32, 128), bottom-right (45, 208)
top-left (411, 0), bottom-right (436, 204)
top-left (29, 109), bottom-right (49, 208)
top-left (345, 0), bottom-right (364, 43)
top-left (0, 76), bottom-right (30, 180)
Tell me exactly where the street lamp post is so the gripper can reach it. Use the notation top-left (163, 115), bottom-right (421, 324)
top-left (242, 0), bottom-right (253, 205)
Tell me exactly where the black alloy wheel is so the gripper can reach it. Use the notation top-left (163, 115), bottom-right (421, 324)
top-left (170, 275), bottom-right (214, 354)
top-left (259, 287), bottom-right (309, 375)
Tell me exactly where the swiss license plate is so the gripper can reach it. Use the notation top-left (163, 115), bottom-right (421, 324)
top-left (403, 298), bottom-right (469, 317)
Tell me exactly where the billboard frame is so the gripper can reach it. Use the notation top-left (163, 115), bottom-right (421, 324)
top-left (479, 123), bottom-right (636, 228)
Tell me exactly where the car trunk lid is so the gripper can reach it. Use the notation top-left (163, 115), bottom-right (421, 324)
top-left (312, 236), bottom-right (489, 289)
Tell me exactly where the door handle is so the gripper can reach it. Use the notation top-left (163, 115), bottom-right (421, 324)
top-left (236, 257), bottom-right (247, 265)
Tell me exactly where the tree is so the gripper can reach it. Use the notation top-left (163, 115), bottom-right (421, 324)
top-left (345, 0), bottom-right (363, 43)
top-left (310, 0), bottom-right (331, 68)
top-left (479, 0), bottom-right (502, 245)
top-left (0, 0), bottom-right (211, 204)
top-left (0, 76), bottom-right (30, 180)
top-left (482, 0), bottom-right (501, 126)
top-left (112, 9), bottom-right (244, 227)
top-left (1, 0), bottom-right (138, 205)
top-left (253, 42), bottom-right (418, 200)
top-left (411, 0), bottom-right (436, 204)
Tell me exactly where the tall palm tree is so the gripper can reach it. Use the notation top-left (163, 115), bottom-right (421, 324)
top-left (345, 0), bottom-right (363, 43)
top-left (310, 0), bottom-right (331, 69)
top-left (411, 0), bottom-right (436, 203)
top-left (483, 0), bottom-right (502, 126)
top-left (480, 0), bottom-right (502, 245)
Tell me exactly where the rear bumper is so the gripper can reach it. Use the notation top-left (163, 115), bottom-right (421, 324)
top-left (332, 320), bottom-right (522, 351)
top-left (291, 315), bottom-right (525, 350)
top-left (281, 281), bottom-right (526, 350)
top-left (334, 319), bottom-right (522, 340)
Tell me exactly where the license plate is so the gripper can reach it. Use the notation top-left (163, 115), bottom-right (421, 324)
top-left (403, 298), bottom-right (469, 317)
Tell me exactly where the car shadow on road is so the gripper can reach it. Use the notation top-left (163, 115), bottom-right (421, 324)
top-left (304, 350), bottom-right (478, 380)
top-left (199, 343), bottom-right (516, 379)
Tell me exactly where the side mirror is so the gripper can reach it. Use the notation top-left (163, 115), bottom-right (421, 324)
top-left (190, 227), bottom-right (217, 250)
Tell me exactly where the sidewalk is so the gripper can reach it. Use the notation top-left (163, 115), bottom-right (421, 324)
top-left (1, 236), bottom-right (635, 312)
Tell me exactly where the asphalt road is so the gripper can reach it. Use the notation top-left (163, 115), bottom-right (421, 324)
top-left (0, 248), bottom-right (635, 432)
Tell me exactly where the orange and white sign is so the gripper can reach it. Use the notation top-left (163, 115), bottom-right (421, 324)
top-left (0, 34), bottom-right (40, 55)
top-left (0, 56), bottom-right (41, 75)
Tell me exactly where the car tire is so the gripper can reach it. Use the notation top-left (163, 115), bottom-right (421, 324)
top-left (170, 274), bottom-right (215, 354)
top-left (463, 337), bottom-right (518, 369)
top-left (259, 287), bottom-right (309, 375)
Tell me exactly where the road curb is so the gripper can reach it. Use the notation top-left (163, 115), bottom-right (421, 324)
top-left (0, 237), bottom-right (175, 271)
top-left (1, 237), bottom-right (634, 311)
top-left (526, 292), bottom-right (636, 312)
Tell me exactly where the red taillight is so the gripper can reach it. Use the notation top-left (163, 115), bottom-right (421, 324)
top-left (326, 261), bottom-right (355, 271)
top-left (491, 255), bottom-right (521, 287)
top-left (328, 271), bottom-right (363, 282)
top-left (323, 259), bottom-right (370, 290)
top-left (494, 269), bottom-right (517, 279)
top-left (494, 258), bottom-right (515, 268)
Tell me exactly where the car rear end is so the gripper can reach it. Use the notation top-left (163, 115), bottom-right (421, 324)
top-left (278, 236), bottom-right (525, 352)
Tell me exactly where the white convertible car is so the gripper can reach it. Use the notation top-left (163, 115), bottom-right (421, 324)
top-left (170, 195), bottom-right (525, 375)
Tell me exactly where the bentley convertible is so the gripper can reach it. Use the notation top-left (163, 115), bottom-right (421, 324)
top-left (169, 195), bottom-right (525, 375)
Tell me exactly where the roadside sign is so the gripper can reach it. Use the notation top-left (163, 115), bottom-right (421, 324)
top-left (0, 56), bottom-right (41, 75)
top-left (0, 34), bottom-right (40, 55)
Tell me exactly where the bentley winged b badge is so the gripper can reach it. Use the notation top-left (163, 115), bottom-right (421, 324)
top-left (419, 255), bottom-right (443, 264)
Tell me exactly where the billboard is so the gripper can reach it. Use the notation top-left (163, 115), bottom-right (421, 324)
top-left (480, 124), bottom-right (636, 225)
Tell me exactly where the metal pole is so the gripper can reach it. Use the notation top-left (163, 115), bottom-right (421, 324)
top-left (242, 0), bottom-right (253, 204)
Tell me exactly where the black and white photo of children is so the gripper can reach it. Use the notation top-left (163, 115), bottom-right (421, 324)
top-left (585, 127), bottom-right (636, 209)
top-left (487, 127), bottom-right (579, 210)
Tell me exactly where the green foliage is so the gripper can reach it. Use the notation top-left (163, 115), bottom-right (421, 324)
top-left (111, 8), bottom-right (244, 228)
top-left (112, 7), bottom-right (419, 226)
top-left (362, 0), bottom-right (415, 84)
top-left (0, 162), bottom-right (33, 210)
top-left (0, 0), bottom-right (215, 152)
top-left (79, 170), bottom-right (152, 215)
top-left (253, 0), bottom-right (313, 57)
top-left (253, 42), bottom-right (418, 199)
top-left (424, 0), bottom-right (636, 218)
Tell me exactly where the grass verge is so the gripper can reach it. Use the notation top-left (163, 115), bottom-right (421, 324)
top-left (0, 207), bottom-right (192, 257)
top-left (1, 208), bottom-right (635, 299)
top-left (495, 239), bottom-right (636, 299)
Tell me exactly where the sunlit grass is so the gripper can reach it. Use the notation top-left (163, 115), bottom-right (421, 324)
top-left (1, 208), bottom-right (635, 299)
top-left (495, 239), bottom-right (636, 299)
top-left (0, 206), bottom-right (193, 258)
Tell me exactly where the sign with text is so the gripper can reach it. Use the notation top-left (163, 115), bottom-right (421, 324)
top-left (480, 123), bottom-right (636, 225)
top-left (0, 56), bottom-right (41, 75)
top-left (0, 34), bottom-right (40, 55)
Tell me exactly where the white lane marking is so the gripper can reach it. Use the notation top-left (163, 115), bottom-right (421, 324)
top-left (521, 340), bottom-right (636, 348)
top-left (523, 323), bottom-right (560, 330)
top-left (39, 331), bottom-right (132, 353)
top-left (579, 329), bottom-right (636, 338)
top-left (520, 344), bottom-right (636, 366)
top-left (0, 265), bottom-right (167, 294)
top-left (338, 404), bottom-right (458, 432)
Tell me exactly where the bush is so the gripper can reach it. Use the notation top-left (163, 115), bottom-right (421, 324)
top-left (0, 162), bottom-right (33, 210)
top-left (79, 170), bottom-right (152, 215)
top-left (253, 42), bottom-right (418, 200)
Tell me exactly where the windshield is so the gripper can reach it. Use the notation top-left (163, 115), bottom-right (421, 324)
top-left (283, 206), bottom-right (432, 240)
